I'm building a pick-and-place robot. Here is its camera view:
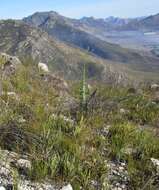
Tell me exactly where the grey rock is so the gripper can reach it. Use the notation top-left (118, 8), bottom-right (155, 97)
top-left (61, 184), bottom-right (73, 190)
top-left (0, 53), bottom-right (21, 80)
top-left (151, 84), bottom-right (159, 91)
top-left (0, 187), bottom-right (6, 190)
top-left (0, 53), bottom-right (21, 66)
top-left (107, 161), bottom-right (130, 190)
top-left (16, 159), bottom-right (31, 171)
top-left (151, 158), bottom-right (159, 172)
top-left (18, 180), bottom-right (57, 190)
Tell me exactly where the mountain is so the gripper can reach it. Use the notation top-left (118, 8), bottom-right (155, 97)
top-left (23, 12), bottom-right (159, 72)
top-left (24, 12), bottom-right (144, 64)
top-left (117, 14), bottom-right (159, 31)
top-left (1, 16), bottom-right (159, 84)
top-left (78, 15), bottom-right (157, 32)
top-left (78, 16), bottom-right (134, 33)
top-left (0, 19), bottom-right (136, 84)
top-left (24, 12), bottom-right (140, 63)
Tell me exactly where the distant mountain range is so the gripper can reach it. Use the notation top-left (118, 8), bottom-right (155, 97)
top-left (78, 14), bottom-right (159, 32)
top-left (81, 14), bottom-right (159, 31)
top-left (23, 12), bottom-right (151, 63)
top-left (23, 12), bottom-right (159, 73)
top-left (0, 11), bottom-right (159, 84)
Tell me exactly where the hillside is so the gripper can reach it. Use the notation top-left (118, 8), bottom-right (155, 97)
top-left (23, 12), bottom-right (159, 76)
top-left (0, 9), bottom-right (159, 190)
top-left (0, 54), bottom-right (159, 190)
top-left (0, 18), bottom-right (159, 84)
top-left (0, 19), bottom-right (134, 84)
top-left (23, 12), bottom-right (138, 63)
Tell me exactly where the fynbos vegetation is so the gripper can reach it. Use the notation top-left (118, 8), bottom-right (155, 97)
top-left (0, 57), bottom-right (158, 189)
top-left (1, 4), bottom-right (159, 190)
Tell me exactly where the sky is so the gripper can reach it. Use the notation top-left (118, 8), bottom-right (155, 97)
top-left (0, 0), bottom-right (159, 19)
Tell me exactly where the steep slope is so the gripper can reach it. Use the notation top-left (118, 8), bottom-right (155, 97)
top-left (23, 12), bottom-right (158, 64)
top-left (23, 12), bottom-right (159, 72)
top-left (1, 19), bottom-right (159, 83)
top-left (0, 19), bottom-right (134, 84)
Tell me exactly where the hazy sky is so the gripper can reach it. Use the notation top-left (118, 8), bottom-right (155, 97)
top-left (0, 0), bottom-right (159, 19)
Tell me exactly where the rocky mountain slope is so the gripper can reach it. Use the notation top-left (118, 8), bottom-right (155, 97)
top-left (0, 15), bottom-right (159, 84)
top-left (23, 12), bottom-right (144, 33)
top-left (0, 19), bottom-right (132, 83)
top-left (22, 12), bottom-right (145, 62)
top-left (23, 12), bottom-right (159, 77)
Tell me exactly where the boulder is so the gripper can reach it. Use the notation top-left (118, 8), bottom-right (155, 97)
top-left (119, 108), bottom-right (129, 115)
top-left (151, 158), bottom-right (159, 172)
top-left (16, 159), bottom-right (31, 170)
top-left (150, 84), bottom-right (159, 91)
top-left (0, 187), bottom-right (6, 190)
top-left (0, 53), bottom-right (21, 69)
top-left (61, 184), bottom-right (73, 190)
top-left (38, 62), bottom-right (49, 73)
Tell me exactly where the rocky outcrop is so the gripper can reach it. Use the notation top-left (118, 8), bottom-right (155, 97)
top-left (0, 149), bottom-right (73, 190)
top-left (0, 148), bottom-right (131, 190)
top-left (0, 53), bottom-right (21, 75)
top-left (107, 161), bottom-right (130, 190)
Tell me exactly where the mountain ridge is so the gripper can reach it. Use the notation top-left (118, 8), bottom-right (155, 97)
top-left (0, 19), bottom-right (135, 84)
top-left (23, 12), bottom-right (159, 63)
top-left (0, 12), bottom-right (159, 84)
